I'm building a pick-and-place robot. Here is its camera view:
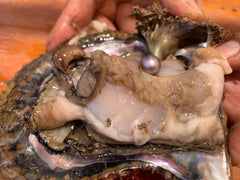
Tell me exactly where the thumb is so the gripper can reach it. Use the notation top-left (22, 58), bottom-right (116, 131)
top-left (46, 0), bottom-right (95, 51)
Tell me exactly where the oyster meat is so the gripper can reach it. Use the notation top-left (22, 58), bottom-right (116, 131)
top-left (0, 4), bottom-right (232, 180)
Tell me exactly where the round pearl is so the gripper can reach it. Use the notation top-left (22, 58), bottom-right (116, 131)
top-left (140, 55), bottom-right (161, 75)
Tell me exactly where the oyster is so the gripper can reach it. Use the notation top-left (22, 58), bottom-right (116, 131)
top-left (0, 4), bottom-right (232, 180)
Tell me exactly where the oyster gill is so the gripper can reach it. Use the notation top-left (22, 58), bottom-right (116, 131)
top-left (0, 4), bottom-right (232, 180)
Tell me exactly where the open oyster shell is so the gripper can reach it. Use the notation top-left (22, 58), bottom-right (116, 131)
top-left (0, 4), bottom-right (232, 180)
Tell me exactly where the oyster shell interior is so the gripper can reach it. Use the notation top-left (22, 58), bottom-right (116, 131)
top-left (0, 4), bottom-right (232, 180)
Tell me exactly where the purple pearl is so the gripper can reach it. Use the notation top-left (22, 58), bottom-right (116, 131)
top-left (140, 55), bottom-right (161, 75)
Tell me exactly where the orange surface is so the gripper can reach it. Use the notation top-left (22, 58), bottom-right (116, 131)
top-left (0, 0), bottom-right (240, 179)
top-left (198, 0), bottom-right (240, 32)
top-left (0, 0), bottom-right (66, 92)
top-left (0, 27), bottom-right (48, 90)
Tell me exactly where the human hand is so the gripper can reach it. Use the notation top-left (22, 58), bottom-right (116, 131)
top-left (47, 0), bottom-right (240, 167)
top-left (46, 0), bottom-right (205, 51)
top-left (216, 33), bottom-right (240, 166)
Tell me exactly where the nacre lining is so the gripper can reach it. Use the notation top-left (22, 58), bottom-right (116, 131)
top-left (29, 133), bottom-right (229, 179)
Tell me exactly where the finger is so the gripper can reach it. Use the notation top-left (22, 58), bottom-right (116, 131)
top-left (160, 0), bottom-right (205, 21)
top-left (216, 32), bottom-right (240, 70)
top-left (47, 0), bottom-right (95, 51)
top-left (96, 0), bottom-right (117, 22)
top-left (228, 122), bottom-right (240, 166)
top-left (94, 14), bottom-right (116, 31)
top-left (222, 74), bottom-right (240, 126)
top-left (115, 2), bottom-right (137, 33)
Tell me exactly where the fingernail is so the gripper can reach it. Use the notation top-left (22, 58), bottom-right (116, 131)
top-left (216, 40), bottom-right (240, 58)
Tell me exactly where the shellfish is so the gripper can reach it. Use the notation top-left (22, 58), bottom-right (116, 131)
top-left (0, 4), bottom-right (232, 180)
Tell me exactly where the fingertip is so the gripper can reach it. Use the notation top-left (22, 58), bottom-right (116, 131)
top-left (117, 17), bottom-right (137, 33)
top-left (217, 40), bottom-right (240, 58)
top-left (94, 14), bottom-right (116, 31)
top-left (228, 123), bottom-right (240, 166)
top-left (115, 2), bottom-right (137, 33)
top-left (160, 0), bottom-right (205, 21)
top-left (46, 20), bottom-right (76, 51)
top-left (216, 38), bottom-right (240, 70)
top-left (46, 0), bottom-right (95, 51)
top-left (46, 27), bottom-right (72, 51)
top-left (222, 79), bottom-right (240, 126)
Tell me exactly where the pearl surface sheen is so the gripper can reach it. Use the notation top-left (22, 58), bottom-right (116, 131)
top-left (140, 55), bottom-right (161, 75)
